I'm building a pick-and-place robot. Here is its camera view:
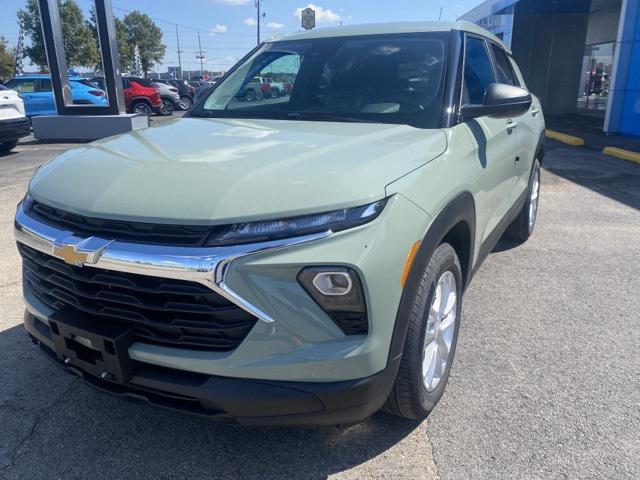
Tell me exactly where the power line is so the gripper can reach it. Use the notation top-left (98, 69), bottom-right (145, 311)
top-left (112, 5), bottom-right (254, 37)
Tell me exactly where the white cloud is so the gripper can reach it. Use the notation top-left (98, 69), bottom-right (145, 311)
top-left (211, 0), bottom-right (250, 5)
top-left (209, 24), bottom-right (228, 34)
top-left (294, 4), bottom-right (342, 24)
top-left (207, 56), bottom-right (237, 65)
top-left (267, 21), bottom-right (284, 29)
top-left (243, 17), bottom-right (257, 26)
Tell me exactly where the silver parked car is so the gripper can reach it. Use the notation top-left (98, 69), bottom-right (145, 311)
top-left (153, 81), bottom-right (180, 116)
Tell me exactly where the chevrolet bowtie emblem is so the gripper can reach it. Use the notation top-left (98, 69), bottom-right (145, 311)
top-left (52, 236), bottom-right (113, 267)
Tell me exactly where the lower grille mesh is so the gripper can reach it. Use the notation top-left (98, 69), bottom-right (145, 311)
top-left (19, 244), bottom-right (257, 350)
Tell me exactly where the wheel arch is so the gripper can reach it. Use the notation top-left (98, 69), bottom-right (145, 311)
top-left (387, 191), bottom-right (476, 365)
top-left (130, 97), bottom-right (152, 107)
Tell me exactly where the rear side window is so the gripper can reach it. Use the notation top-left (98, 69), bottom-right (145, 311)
top-left (10, 80), bottom-right (36, 93)
top-left (463, 37), bottom-right (495, 104)
top-left (39, 79), bottom-right (52, 92)
top-left (129, 77), bottom-right (154, 88)
top-left (491, 44), bottom-right (517, 86)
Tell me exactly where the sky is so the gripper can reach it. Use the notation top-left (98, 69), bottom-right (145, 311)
top-left (1, 0), bottom-right (483, 73)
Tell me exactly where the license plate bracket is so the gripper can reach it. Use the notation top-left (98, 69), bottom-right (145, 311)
top-left (48, 310), bottom-right (134, 384)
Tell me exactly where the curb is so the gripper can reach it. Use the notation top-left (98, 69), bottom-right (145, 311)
top-left (544, 129), bottom-right (585, 146)
top-left (602, 147), bottom-right (640, 165)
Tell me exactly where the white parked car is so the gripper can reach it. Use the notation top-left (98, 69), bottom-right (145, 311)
top-left (0, 84), bottom-right (30, 153)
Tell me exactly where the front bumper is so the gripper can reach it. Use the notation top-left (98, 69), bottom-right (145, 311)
top-left (0, 117), bottom-right (31, 141)
top-left (17, 194), bottom-right (431, 383)
top-left (16, 193), bottom-right (432, 424)
top-left (25, 310), bottom-right (400, 426)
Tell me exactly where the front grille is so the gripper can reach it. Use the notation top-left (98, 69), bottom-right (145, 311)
top-left (19, 244), bottom-right (257, 350)
top-left (27, 200), bottom-right (213, 246)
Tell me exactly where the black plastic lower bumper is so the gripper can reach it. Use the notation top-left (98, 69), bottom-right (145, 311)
top-left (0, 117), bottom-right (31, 142)
top-left (24, 310), bottom-right (398, 426)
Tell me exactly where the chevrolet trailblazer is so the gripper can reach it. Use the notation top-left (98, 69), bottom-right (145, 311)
top-left (15, 21), bottom-right (544, 426)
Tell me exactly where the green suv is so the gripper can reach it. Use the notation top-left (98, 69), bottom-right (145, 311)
top-left (15, 21), bottom-right (544, 426)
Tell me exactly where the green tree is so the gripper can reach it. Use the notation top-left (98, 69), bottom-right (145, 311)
top-left (87, 7), bottom-right (133, 71)
top-left (17, 0), bottom-right (99, 71)
top-left (0, 37), bottom-right (16, 81)
top-left (121, 11), bottom-right (165, 77)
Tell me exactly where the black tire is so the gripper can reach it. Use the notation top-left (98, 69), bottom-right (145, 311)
top-left (0, 140), bottom-right (19, 153)
top-left (132, 101), bottom-right (152, 115)
top-left (505, 158), bottom-right (541, 242)
top-left (245, 90), bottom-right (256, 102)
top-left (159, 99), bottom-right (174, 116)
top-left (178, 96), bottom-right (192, 110)
top-left (384, 243), bottom-right (463, 419)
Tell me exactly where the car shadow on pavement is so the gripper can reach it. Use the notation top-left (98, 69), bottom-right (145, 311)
top-left (0, 324), bottom-right (422, 479)
top-left (0, 150), bottom-right (19, 158)
top-left (543, 142), bottom-right (640, 211)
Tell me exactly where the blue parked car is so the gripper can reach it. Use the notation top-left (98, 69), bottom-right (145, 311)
top-left (4, 74), bottom-right (107, 117)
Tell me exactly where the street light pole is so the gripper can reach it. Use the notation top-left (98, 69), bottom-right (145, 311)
top-left (255, 0), bottom-right (261, 45)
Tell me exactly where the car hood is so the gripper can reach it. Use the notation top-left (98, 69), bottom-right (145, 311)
top-left (29, 117), bottom-right (446, 224)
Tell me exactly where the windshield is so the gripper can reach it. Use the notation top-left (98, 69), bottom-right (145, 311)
top-left (191, 33), bottom-right (447, 128)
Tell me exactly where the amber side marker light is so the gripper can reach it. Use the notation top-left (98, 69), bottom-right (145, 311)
top-left (401, 241), bottom-right (421, 287)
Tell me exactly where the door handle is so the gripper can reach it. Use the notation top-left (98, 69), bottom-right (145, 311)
top-left (530, 107), bottom-right (540, 116)
top-left (506, 119), bottom-right (518, 132)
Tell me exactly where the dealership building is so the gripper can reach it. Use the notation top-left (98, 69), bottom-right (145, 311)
top-left (460, 0), bottom-right (639, 138)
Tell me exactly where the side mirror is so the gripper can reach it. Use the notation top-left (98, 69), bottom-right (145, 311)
top-left (460, 83), bottom-right (532, 120)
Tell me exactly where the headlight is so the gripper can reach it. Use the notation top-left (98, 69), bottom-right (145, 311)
top-left (205, 198), bottom-right (387, 247)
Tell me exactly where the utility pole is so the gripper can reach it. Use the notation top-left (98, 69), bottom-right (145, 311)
top-left (175, 25), bottom-right (183, 80)
top-left (196, 31), bottom-right (205, 77)
top-left (255, 0), bottom-right (261, 45)
top-left (438, 6), bottom-right (443, 21)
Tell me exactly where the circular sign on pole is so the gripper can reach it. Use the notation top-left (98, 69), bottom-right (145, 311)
top-left (301, 7), bottom-right (315, 30)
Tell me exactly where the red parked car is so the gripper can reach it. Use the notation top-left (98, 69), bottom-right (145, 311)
top-left (89, 77), bottom-right (162, 115)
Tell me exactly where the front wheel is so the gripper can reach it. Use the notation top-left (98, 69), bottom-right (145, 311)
top-left (384, 242), bottom-right (463, 419)
top-left (132, 101), bottom-right (152, 116)
top-left (505, 159), bottom-right (541, 242)
top-left (158, 99), bottom-right (174, 116)
top-left (178, 96), bottom-right (192, 110)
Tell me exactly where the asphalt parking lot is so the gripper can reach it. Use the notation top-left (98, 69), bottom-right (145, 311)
top-left (1, 129), bottom-right (639, 479)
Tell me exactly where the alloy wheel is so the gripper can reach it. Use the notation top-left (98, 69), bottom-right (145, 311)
top-left (179, 97), bottom-right (192, 110)
top-left (159, 100), bottom-right (174, 116)
top-left (422, 270), bottom-right (457, 392)
top-left (134, 103), bottom-right (152, 115)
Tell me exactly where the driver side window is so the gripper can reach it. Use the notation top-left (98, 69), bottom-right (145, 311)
top-left (463, 37), bottom-right (495, 105)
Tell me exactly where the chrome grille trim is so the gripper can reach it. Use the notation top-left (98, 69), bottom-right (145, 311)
top-left (15, 202), bottom-right (331, 324)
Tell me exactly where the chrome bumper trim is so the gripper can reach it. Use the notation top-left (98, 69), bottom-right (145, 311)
top-left (14, 204), bottom-right (331, 323)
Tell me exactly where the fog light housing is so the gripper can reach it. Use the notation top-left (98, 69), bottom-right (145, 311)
top-left (298, 267), bottom-right (367, 335)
